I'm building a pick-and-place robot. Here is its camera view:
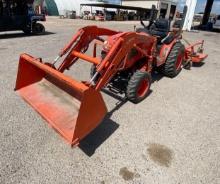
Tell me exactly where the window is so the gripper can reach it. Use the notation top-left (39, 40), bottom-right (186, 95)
top-left (160, 3), bottom-right (168, 18)
top-left (169, 5), bottom-right (176, 20)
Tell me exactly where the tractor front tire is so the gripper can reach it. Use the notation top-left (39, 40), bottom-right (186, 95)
top-left (22, 26), bottom-right (31, 35)
top-left (126, 70), bottom-right (151, 104)
top-left (32, 23), bottom-right (45, 34)
top-left (163, 42), bottom-right (185, 78)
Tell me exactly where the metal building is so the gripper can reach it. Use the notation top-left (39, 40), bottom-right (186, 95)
top-left (43, 0), bottom-right (120, 16)
top-left (122, 0), bottom-right (178, 20)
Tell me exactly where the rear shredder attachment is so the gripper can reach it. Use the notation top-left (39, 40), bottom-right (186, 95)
top-left (15, 54), bottom-right (107, 145)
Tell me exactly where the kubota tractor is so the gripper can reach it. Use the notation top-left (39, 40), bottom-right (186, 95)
top-left (15, 6), bottom-right (208, 145)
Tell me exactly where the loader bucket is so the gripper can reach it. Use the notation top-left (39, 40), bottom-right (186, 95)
top-left (15, 54), bottom-right (107, 145)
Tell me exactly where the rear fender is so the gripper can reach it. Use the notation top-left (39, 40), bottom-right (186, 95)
top-left (30, 15), bottom-right (46, 22)
top-left (157, 39), bottom-right (177, 66)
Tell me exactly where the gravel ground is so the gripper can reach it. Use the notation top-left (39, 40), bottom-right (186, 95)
top-left (0, 18), bottom-right (219, 184)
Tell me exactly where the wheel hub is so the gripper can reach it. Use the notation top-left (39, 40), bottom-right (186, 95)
top-left (175, 53), bottom-right (183, 70)
top-left (137, 79), bottom-right (149, 97)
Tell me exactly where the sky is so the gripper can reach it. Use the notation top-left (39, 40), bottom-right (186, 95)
top-left (107, 0), bottom-right (121, 4)
top-left (178, 0), bottom-right (220, 14)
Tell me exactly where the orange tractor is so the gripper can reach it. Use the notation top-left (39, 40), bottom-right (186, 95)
top-left (15, 6), bottom-right (207, 145)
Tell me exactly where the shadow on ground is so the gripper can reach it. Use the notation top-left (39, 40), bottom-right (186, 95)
top-left (0, 31), bottom-right (55, 39)
top-left (151, 71), bottom-right (164, 83)
top-left (79, 71), bottom-right (164, 156)
top-left (192, 62), bottom-right (205, 67)
top-left (79, 89), bottom-right (128, 156)
top-left (78, 65), bottom-right (206, 156)
top-left (192, 24), bottom-right (220, 33)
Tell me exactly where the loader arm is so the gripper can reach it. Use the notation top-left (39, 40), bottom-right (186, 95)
top-left (56, 26), bottom-right (156, 91)
top-left (58, 26), bottom-right (119, 72)
top-left (94, 32), bottom-right (156, 90)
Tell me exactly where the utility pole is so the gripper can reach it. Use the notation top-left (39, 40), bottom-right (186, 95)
top-left (202, 0), bottom-right (214, 26)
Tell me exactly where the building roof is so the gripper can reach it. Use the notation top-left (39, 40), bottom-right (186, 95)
top-left (122, 0), bottom-right (178, 3)
top-left (80, 3), bottom-right (154, 12)
top-left (122, 0), bottom-right (156, 1)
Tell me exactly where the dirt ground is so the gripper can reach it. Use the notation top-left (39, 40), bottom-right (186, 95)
top-left (0, 17), bottom-right (219, 184)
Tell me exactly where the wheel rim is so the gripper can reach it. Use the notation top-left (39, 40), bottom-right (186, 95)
top-left (37, 25), bottom-right (43, 33)
top-left (175, 52), bottom-right (183, 70)
top-left (137, 79), bottom-right (149, 98)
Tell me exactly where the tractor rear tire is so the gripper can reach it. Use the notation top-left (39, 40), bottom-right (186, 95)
top-left (163, 42), bottom-right (185, 78)
top-left (126, 70), bottom-right (151, 104)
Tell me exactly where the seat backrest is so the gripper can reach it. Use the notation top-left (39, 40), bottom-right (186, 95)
top-left (153, 18), bottom-right (170, 32)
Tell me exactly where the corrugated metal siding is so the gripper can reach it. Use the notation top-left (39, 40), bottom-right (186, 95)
top-left (45, 0), bottom-right (59, 16)
top-left (47, 0), bottom-right (121, 16)
top-left (53, 0), bottom-right (102, 16)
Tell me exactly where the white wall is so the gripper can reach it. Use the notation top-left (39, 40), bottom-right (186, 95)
top-left (122, 0), bottom-right (178, 9)
top-left (53, 0), bottom-right (180, 18)
top-left (159, 0), bottom-right (178, 19)
top-left (54, 0), bottom-right (102, 16)
top-left (122, 0), bottom-right (178, 19)
top-left (122, 1), bottom-right (159, 9)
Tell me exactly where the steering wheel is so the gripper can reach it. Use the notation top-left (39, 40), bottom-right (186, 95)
top-left (140, 18), bottom-right (155, 31)
top-left (140, 5), bottom-right (157, 30)
top-left (140, 19), bottom-right (147, 28)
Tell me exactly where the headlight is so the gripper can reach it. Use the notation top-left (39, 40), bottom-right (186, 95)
top-left (103, 41), bottom-right (111, 51)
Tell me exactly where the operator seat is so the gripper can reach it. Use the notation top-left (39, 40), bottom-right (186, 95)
top-left (137, 18), bottom-right (170, 39)
top-left (149, 18), bottom-right (170, 38)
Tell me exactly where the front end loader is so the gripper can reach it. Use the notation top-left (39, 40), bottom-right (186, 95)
top-left (15, 26), bottom-right (157, 145)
